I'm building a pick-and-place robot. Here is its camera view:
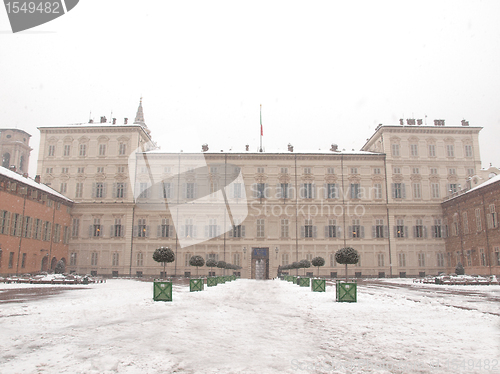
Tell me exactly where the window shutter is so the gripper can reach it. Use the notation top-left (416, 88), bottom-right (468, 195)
top-left (146, 226), bottom-right (150, 237)
top-left (323, 184), bottom-right (327, 199)
top-left (228, 227), bottom-right (233, 237)
top-left (384, 226), bottom-right (389, 238)
top-left (89, 225), bottom-right (93, 238)
top-left (391, 184), bottom-right (395, 199)
top-left (393, 226), bottom-right (397, 238)
top-left (300, 184), bottom-right (305, 199)
top-left (313, 226), bottom-right (317, 238)
top-left (123, 183), bottom-right (127, 199)
top-left (372, 226), bottom-right (376, 238)
top-left (431, 225), bottom-right (436, 238)
top-left (360, 226), bottom-right (365, 238)
top-left (133, 225), bottom-right (138, 237)
top-left (337, 226), bottom-right (342, 238)
top-left (217, 225), bottom-right (221, 236)
top-left (157, 225), bottom-right (161, 237)
top-left (205, 225), bottom-right (209, 237)
top-left (276, 183), bottom-right (281, 198)
top-left (112, 183), bottom-right (117, 198)
top-left (241, 225), bottom-right (245, 237)
top-left (442, 225), bottom-right (447, 238)
top-left (182, 183), bottom-right (186, 199)
top-left (288, 185), bottom-right (294, 199)
top-left (413, 226), bottom-right (417, 238)
top-left (169, 226), bottom-right (174, 237)
top-left (252, 183), bottom-right (257, 198)
top-left (110, 225), bottom-right (114, 237)
top-left (423, 226), bottom-right (428, 238)
top-left (92, 183), bottom-right (96, 198)
top-left (348, 226), bottom-right (352, 238)
top-left (102, 183), bottom-right (107, 198)
top-left (158, 183), bottom-right (164, 199)
top-left (120, 226), bottom-right (125, 237)
top-left (402, 184), bottom-right (406, 199)
top-left (264, 183), bottom-right (269, 198)
top-left (404, 226), bottom-right (409, 238)
top-left (193, 226), bottom-right (197, 238)
top-left (180, 225), bottom-right (185, 238)
top-left (300, 226), bottom-right (305, 238)
top-left (193, 183), bottom-right (198, 199)
top-left (324, 226), bottom-right (329, 238)
top-left (312, 184), bottom-right (316, 199)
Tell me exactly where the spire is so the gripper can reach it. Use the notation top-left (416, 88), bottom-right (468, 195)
top-left (133, 97), bottom-right (146, 126)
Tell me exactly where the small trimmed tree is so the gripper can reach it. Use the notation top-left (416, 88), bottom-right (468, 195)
top-left (299, 259), bottom-right (311, 275)
top-left (291, 261), bottom-right (301, 275)
top-left (153, 247), bottom-right (175, 278)
top-left (54, 260), bottom-right (65, 274)
top-left (455, 262), bottom-right (465, 275)
top-left (206, 258), bottom-right (217, 276)
top-left (335, 247), bottom-right (360, 282)
top-left (189, 255), bottom-right (205, 276)
top-left (216, 260), bottom-right (226, 275)
top-left (311, 256), bottom-right (325, 277)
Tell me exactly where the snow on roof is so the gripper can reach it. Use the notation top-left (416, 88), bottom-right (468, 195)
top-left (0, 166), bottom-right (73, 203)
top-left (143, 148), bottom-right (383, 156)
top-left (467, 173), bottom-right (500, 194)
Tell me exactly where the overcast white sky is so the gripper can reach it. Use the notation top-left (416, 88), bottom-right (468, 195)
top-left (1, 0), bottom-right (499, 176)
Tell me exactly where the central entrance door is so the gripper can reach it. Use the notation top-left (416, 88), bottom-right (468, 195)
top-left (251, 247), bottom-right (269, 280)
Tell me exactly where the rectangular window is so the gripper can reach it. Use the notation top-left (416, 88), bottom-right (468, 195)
top-left (231, 224), bottom-right (244, 238)
top-left (233, 253), bottom-right (241, 267)
top-left (448, 184), bottom-right (458, 195)
top-left (256, 219), bottom-right (265, 238)
top-left (446, 144), bottom-right (454, 157)
top-left (46, 167), bottom-right (53, 174)
top-left (462, 212), bottom-right (469, 234)
top-left (467, 168), bottom-right (475, 176)
top-left (432, 219), bottom-right (443, 239)
top-left (184, 219), bottom-right (194, 238)
top-left (282, 253), bottom-right (289, 266)
top-left (48, 145), bottom-right (56, 156)
top-left (281, 219), bottom-right (289, 238)
top-left (351, 219), bottom-right (362, 238)
top-left (79, 144), bottom-right (87, 157)
top-left (448, 168), bottom-right (456, 175)
top-left (95, 183), bottom-right (105, 198)
top-left (278, 183), bottom-right (289, 199)
top-left (428, 144), bottom-right (436, 157)
top-left (418, 253), bottom-right (425, 267)
top-left (398, 253), bottom-right (406, 267)
top-left (186, 183), bottom-right (195, 199)
top-left (97, 167), bottom-right (104, 173)
top-left (33, 218), bottom-right (42, 240)
top-left (488, 204), bottom-right (498, 229)
top-left (375, 219), bottom-right (384, 238)
top-left (75, 183), bottom-right (83, 198)
top-left (327, 219), bottom-right (337, 238)
top-left (393, 167), bottom-right (401, 174)
top-left (98, 144), bottom-right (106, 156)
top-left (257, 167), bottom-right (264, 174)
top-left (304, 219), bottom-right (314, 238)
top-left (452, 215), bottom-right (459, 236)
top-left (116, 183), bottom-right (125, 199)
top-left (304, 167), bottom-right (311, 174)
top-left (70, 252), bottom-right (77, 266)
top-left (373, 168), bottom-right (381, 175)
top-left (8, 252), bottom-right (14, 268)
top-left (256, 183), bottom-right (267, 199)
top-left (63, 226), bottom-right (70, 244)
top-left (0, 210), bottom-right (10, 235)
top-left (60, 183), bottom-right (67, 194)
top-left (392, 144), bottom-right (400, 157)
top-left (480, 248), bottom-right (486, 266)
top-left (430, 167), bottom-right (438, 175)
top-left (21, 253), bottom-right (26, 268)
top-left (10, 213), bottom-right (22, 237)
top-left (112, 253), bottom-right (119, 266)
top-left (351, 167), bottom-right (358, 174)
top-left (437, 253), bottom-right (445, 267)
top-left (431, 183), bottom-right (440, 198)
top-left (53, 224), bottom-right (60, 243)
top-left (114, 219), bottom-right (123, 237)
top-left (63, 144), bottom-right (71, 156)
top-left (414, 219), bottom-right (424, 238)
top-left (301, 183), bottom-right (315, 199)
top-left (77, 167), bottom-right (84, 174)
top-left (233, 183), bottom-right (242, 199)
top-left (410, 144), bottom-right (418, 156)
top-left (464, 144), bottom-right (473, 158)
top-left (327, 167), bottom-right (335, 174)
top-left (377, 253), bottom-right (384, 267)
top-left (392, 183), bottom-right (405, 199)
top-left (92, 219), bottom-right (101, 237)
top-left (281, 167), bottom-right (289, 174)
top-left (136, 253), bottom-right (144, 267)
top-left (350, 183), bottom-right (360, 199)
top-left (466, 250), bottom-right (472, 266)
top-left (413, 183), bottom-right (421, 199)
top-left (373, 183), bottom-right (382, 200)
top-left (91, 252), bottom-right (98, 266)
top-left (327, 183), bottom-right (337, 199)
top-left (159, 218), bottom-right (170, 238)
top-left (412, 168), bottom-right (419, 174)
top-left (330, 253), bottom-right (337, 267)
top-left (117, 166), bottom-right (126, 173)
top-left (395, 219), bottom-right (405, 238)
top-left (42, 221), bottom-right (52, 241)
top-left (119, 143), bottom-right (127, 155)
top-left (22, 216), bottom-right (31, 238)
top-left (61, 167), bottom-right (69, 174)
top-left (475, 208), bottom-right (482, 231)
top-left (495, 247), bottom-right (500, 266)
top-left (137, 218), bottom-right (147, 238)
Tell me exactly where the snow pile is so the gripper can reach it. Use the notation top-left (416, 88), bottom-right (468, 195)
top-left (0, 279), bottom-right (498, 373)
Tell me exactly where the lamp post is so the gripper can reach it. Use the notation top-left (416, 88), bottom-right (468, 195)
top-left (243, 246), bottom-right (246, 260)
top-left (275, 246), bottom-right (279, 259)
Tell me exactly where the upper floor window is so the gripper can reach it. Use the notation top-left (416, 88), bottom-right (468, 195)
top-left (410, 144), bottom-right (418, 157)
top-left (98, 144), bottom-right (106, 156)
top-left (391, 144), bottom-right (400, 157)
top-left (281, 167), bottom-right (289, 174)
top-left (446, 144), bottom-right (454, 157)
top-left (118, 143), bottom-right (127, 155)
top-left (48, 145), bottom-right (56, 157)
top-left (63, 144), bottom-right (71, 156)
top-left (79, 144), bottom-right (87, 157)
top-left (464, 144), bottom-right (473, 158)
top-left (304, 167), bottom-right (311, 174)
top-left (428, 144), bottom-right (436, 157)
top-left (327, 167), bottom-right (335, 174)
top-left (373, 168), bottom-right (381, 175)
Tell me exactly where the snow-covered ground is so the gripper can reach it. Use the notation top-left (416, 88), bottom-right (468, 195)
top-left (0, 279), bottom-right (498, 374)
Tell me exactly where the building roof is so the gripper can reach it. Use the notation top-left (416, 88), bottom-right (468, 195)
top-left (142, 149), bottom-right (384, 156)
top-left (443, 174), bottom-right (500, 203)
top-left (0, 166), bottom-right (73, 203)
top-left (0, 128), bottom-right (32, 137)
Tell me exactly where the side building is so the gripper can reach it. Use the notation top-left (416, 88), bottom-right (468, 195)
top-left (0, 166), bottom-right (73, 276)
top-left (36, 107), bottom-right (484, 279)
top-left (442, 174), bottom-right (500, 276)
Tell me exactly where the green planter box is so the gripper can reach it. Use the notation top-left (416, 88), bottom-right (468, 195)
top-left (225, 276), bottom-right (231, 282)
top-left (153, 281), bottom-right (172, 301)
top-left (292, 276), bottom-right (297, 284)
top-left (217, 276), bottom-right (225, 284)
top-left (311, 278), bottom-right (326, 292)
top-left (336, 281), bottom-right (357, 302)
top-left (207, 277), bottom-right (217, 287)
top-left (231, 275), bottom-right (236, 281)
top-left (190, 279), bottom-right (204, 292)
top-left (299, 277), bottom-right (310, 287)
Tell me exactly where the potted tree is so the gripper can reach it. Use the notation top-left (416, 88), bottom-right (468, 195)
top-left (152, 247), bottom-right (175, 301)
top-left (291, 262), bottom-right (301, 284)
top-left (298, 259), bottom-right (311, 287)
top-left (189, 255), bottom-right (205, 292)
top-left (206, 258), bottom-right (218, 286)
top-left (334, 247), bottom-right (359, 302)
top-left (216, 261), bottom-right (226, 283)
top-left (311, 257), bottom-right (326, 292)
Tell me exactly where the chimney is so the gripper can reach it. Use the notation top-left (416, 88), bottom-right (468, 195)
top-left (9, 165), bottom-right (16, 172)
top-left (112, 118), bottom-right (116, 125)
top-left (202, 144), bottom-right (209, 152)
top-left (406, 119), bottom-right (415, 126)
top-left (288, 143), bottom-right (294, 152)
top-left (35, 175), bottom-right (41, 183)
top-left (245, 145), bottom-right (249, 151)
top-left (330, 144), bottom-right (339, 152)
top-left (89, 119), bottom-right (93, 123)
top-left (100, 116), bottom-right (107, 123)
top-left (124, 118), bottom-right (128, 124)
top-left (434, 119), bottom-right (445, 126)
top-left (417, 119), bottom-right (423, 125)
top-left (23, 172), bottom-right (29, 178)
top-left (399, 119), bottom-right (404, 125)
top-left (461, 119), bottom-right (469, 126)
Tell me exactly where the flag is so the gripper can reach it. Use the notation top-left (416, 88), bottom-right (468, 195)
top-left (260, 104), bottom-right (263, 136)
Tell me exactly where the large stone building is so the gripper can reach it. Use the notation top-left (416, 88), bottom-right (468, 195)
top-left (0, 128), bottom-right (32, 174)
top-left (0, 165), bottom-right (73, 276)
top-left (36, 103), bottom-right (488, 279)
top-left (442, 174), bottom-right (500, 276)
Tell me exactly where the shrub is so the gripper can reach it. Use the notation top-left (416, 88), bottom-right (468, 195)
top-left (311, 257), bottom-right (325, 276)
top-left (455, 262), bottom-right (465, 275)
top-left (189, 255), bottom-right (205, 276)
top-left (335, 247), bottom-right (360, 281)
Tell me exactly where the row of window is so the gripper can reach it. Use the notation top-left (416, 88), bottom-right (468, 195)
top-left (2, 251), bottom-right (30, 269)
top-left (451, 205), bottom-right (498, 235)
top-left (0, 211), bottom-right (69, 243)
top-left (47, 166), bottom-right (127, 176)
top-left (453, 247), bottom-right (500, 267)
top-left (76, 217), bottom-right (446, 240)
top-left (391, 143), bottom-right (473, 158)
top-left (47, 143), bottom-right (128, 158)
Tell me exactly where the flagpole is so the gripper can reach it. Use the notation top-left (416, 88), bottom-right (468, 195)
top-left (260, 104), bottom-right (263, 152)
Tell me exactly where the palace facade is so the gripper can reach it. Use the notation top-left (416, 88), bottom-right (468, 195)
top-left (35, 102), bottom-right (489, 279)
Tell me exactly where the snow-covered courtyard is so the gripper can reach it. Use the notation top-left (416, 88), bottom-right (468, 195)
top-left (0, 278), bottom-right (499, 374)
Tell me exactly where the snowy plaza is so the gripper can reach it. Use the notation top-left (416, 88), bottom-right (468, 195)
top-left (0, 278), bottom-right (499, 374)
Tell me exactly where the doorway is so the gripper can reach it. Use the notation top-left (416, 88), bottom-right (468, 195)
top-left (251, 247), bottom-right (269, 280)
